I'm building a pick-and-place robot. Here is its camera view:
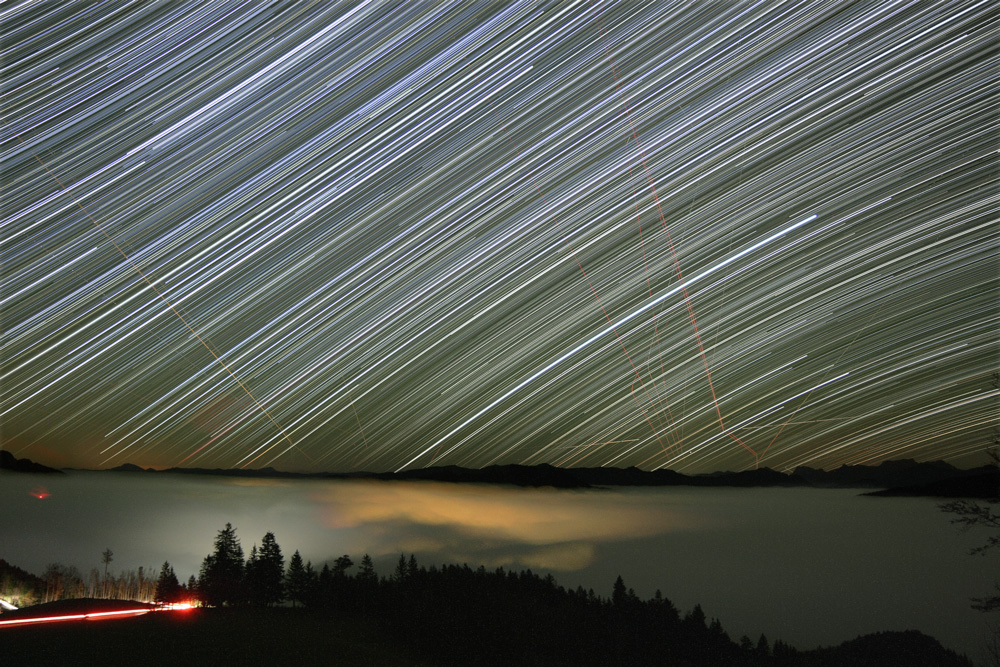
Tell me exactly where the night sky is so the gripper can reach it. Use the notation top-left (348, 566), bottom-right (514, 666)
top-left (2, 1), bottom-right (996, 474)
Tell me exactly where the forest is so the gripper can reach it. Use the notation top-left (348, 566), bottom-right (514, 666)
top-left (2, 522), bottom-right (973, 667)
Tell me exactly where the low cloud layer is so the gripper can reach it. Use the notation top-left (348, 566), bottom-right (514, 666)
top-left (311, 480), bottom-right (702, 570)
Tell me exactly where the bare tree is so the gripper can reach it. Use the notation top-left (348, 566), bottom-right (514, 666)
top-left (941, 446), bottom-right (999, 666)
top-left (101, 548), bottom-right (113, 598)
top-left (43, 564), bottom-right (84, 602)
top-left (940, 448), bottom-right (1000, 612)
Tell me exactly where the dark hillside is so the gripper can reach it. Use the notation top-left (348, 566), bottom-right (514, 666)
top-left (0, 450), bottom-right (63, 474)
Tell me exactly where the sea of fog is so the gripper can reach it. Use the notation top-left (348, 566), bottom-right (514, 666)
top-left (1, 471), bottom-right (994, 660)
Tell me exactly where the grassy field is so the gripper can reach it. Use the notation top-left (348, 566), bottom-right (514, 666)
top-left (3, 606), bottom-right (436, 666)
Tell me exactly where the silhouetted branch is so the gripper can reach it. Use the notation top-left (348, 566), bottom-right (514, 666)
top-left (940, 499), bottom-right (1000, 555)
top-left (972, 583), bottom-right (1000, 613)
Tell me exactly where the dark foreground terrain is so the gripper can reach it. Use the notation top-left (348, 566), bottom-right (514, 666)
top-left (3, 606), bottom-right (434, 667)
top-left (3, 604), bottom-right (972, 667)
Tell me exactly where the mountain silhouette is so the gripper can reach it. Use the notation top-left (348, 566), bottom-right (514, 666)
top-left (0, 450), bottom-right (64, 474)
top-left (87, 458), bottom-right (993, 495)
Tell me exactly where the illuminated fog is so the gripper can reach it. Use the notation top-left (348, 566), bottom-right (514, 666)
top-left (1, 471), bottom-right (992, 659)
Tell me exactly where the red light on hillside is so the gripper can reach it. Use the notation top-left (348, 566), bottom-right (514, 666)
top-left (30, 486), bottom-right (50, 499)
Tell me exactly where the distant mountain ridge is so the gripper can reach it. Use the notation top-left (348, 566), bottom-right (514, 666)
top-left (792, 458), bottom-right (983, 488)
top-left (95, 457), bottom-right (996, 496)
top-left (0, 450), bottom-right (63, 474)
top-left (3, 449), bottom-right (993, 496)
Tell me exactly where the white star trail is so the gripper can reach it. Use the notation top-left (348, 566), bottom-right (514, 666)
top-left (1, 1), bottom-right (996, 473)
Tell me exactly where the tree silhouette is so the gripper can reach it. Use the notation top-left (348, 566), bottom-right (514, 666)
top-left (358, 553), bottom-right (375, 583)
top-left (101, 548), bottom-right (113, 597)
top-left (393, 553), bottom-right (408, 583)
top-left (244, 545), bottom-right (259, 599)
top-left (332, 554), bottom-right (353, 577)
top-left (652, 588), bottom-right (679, 623)
top-left (612, 575), bottom-right (627, 607)
top-left (407, 553), bottom-right (418, 579)
top-left (683, 603), bottom-right (707, 633)
top-left (258, 531), bottom-right (284, 606)
top-left (43, 563), bottom-right (84, 602)
top-left (941, 447), bottom-right (1000, 665)
top-left (756, 633), bottom-right (771, 657)
top-left (285, 550), bottom-right (308, 607)
top-left (303, 560), bottom-right (317, 604)
top-left (154, 561), bottom-right (181, 603)
top-left (940, 448), bottom-right (1000, 612)
top-left (199, 523), bottom-right (244, 607)
top-left (245, 532), bottom-right (284, 607)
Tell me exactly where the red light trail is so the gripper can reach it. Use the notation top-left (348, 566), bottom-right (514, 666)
top-left (591, 2), bottom-right (761, 466)
top-left (0, 603), bottom-right (194, 628)
top-left (24, 144), bottom-right (310, 468)
top-left (487, 94), bottom-right (674, 459)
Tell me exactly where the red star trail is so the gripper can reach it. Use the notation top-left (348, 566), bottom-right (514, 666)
top-left (1, 1), bottom-right (995, 473)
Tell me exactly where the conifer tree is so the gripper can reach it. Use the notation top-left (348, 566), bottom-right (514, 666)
top-left (285, 550), bottom-right (307, 607)
top-left (256, 531), bottom-right (284, 606)
top-left (186, 575), bottom-right (198, 601)
top-left (358, 554), bottom-right (376, 583)
top-left (394, 553), bottom-right (408, 583)
top-left (303, 560), bottom-right (316, 605)
top-left (407, 553), bottom-right (418, 579)
top-left (612, 575), bottom-right (627, 607)
top-left (199, 523), bottom-right (244, 607)
top-left (244, 545), bottom-right (260, 604)
top-left (154, 561), bottom-right (181, 603)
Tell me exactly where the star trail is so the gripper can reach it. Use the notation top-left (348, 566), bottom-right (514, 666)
top-left (2, 1), bottom-right (996, 474)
